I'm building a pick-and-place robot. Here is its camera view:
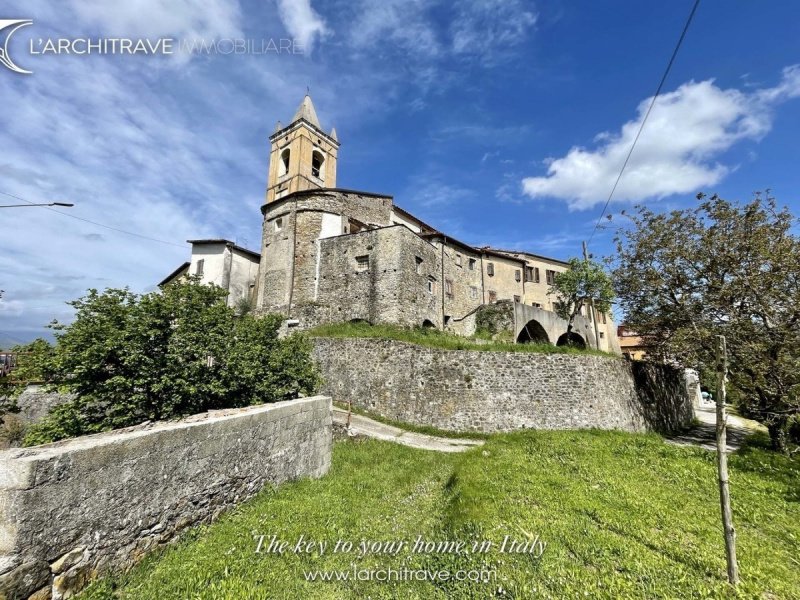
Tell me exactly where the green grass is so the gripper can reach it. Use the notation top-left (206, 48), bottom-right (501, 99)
top-left (332, 400), bottom-right (490, 440)
top-left (79, 432), bottom-right (800, 599)
top-left (310, 321), bottom-right (611, 356)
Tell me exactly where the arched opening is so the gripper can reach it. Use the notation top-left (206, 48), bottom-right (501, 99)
top-left (421, 319), bottom-right (436, 329)
top-left (516, 320), bottom-right (550, 344)
top-left (348, 318), bottom-right (371, 325)
top-left (311, 150), bottom-right (325, 180)
top-left (556, 332), bottom-right (587, 349)
top-left (279, 148), bottom-right (290, 176)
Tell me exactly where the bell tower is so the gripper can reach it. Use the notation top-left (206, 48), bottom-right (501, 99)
top-left (266, 94), bottom-right (340, 203)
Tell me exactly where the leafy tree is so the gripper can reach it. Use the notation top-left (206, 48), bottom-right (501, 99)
top-left (611, 192), bottom-right (800, 452)
top-left (549, 257), bottom-right (614, 345)
top-left (23, 280), bottom-right (318, 445)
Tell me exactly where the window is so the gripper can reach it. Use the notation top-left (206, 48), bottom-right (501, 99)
top-left (311, 149), bottom-right (325, 180)
top-left (279, 148), bottom-right (290, 176)
top-left (456, 253), bottom-right (462, 267)
top-left (355, 255), bottom-right (369, 272)
top-left (513, 295), bottom-right (521, 303)
top-left (468, 258), bottom-right (476, 270)
top-left (532, 302), bottom-right (542, 308)
top-left (600, 331), bottom-right (605, 338)
top-left (445, 279), bottom-right (454, 298)
top-left (524, 266), bottom-right (534, 282)
top-left (195, 259), bottom-right (204, 276)
top-left (487, 262), bottom-right (495, 276)
top-left (470, 286), bottom-right (479, 299)
top-left (488, 290), bottom-right (497, 303)
top-left (546, 269), bottom-right (557, 285)
top-left (534, 267), bottom-right (540, 283)
top-left (515, 269), bottom-right (521, 282)
top-left (275, 217), bottom-right (283, 232)
top-left (427, 277), bottom-right (435, 294)
top-left (415, 256), bottom-right (423, 274)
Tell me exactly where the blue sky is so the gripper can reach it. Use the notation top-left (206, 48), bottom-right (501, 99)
top-left (1, 0), bottom-right (799, 344)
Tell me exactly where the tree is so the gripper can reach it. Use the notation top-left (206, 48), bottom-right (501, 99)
top-left (549, 257), bottom-right (614, 345)
top-left (611, 192), bottom-right (800, 452)
top-left (23, 280), bottom-right (319, 445)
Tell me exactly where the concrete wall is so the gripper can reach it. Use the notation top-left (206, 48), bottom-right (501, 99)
top-left (313, 338), bottom-right (693, 435)
top-left (0, 396), bottom-right (332, 600)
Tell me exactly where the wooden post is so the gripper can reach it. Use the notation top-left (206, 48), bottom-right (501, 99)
top-left (715, 335), bottom-right (739, 585)
top-left (583, 242), bottom-right (602, 350)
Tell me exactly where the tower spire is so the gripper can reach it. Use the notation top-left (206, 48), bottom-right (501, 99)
top-left (291, 94), bottom-right (321, 129)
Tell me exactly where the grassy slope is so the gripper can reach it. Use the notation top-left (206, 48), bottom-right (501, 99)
top-left (80, 432), bottom-right (799, 600)
top-left (309, 321), bottom-right (611, 356)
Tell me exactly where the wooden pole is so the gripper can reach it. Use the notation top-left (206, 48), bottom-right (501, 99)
top-left (715, 335), bottom-right (739, 585)
top-left (583, 242), bottom-right (602, 350)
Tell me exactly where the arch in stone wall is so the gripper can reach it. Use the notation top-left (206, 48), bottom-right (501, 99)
top-left (421, 319), bottom-right (436, 329)
top-left (516, 320), bottom-right (550, 344)
top-left (349, 318), bottom-right (372, 325)
top-left (556, 331), bottom-right (587, 349)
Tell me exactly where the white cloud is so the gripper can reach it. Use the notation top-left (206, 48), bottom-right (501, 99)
top-left (522, 65), bottom-right (800, 210)
top-left (276, 0), bottom-right (328, 54)
top-left (26, 0), bottom-right (243, 39)
top-left (451, 0), bottom-right (537, 62)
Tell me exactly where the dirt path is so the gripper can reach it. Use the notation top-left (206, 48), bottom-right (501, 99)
top-left (667, 405), bottom-right (764, 452)
top-left (332, 407), bottom-right (484, 453)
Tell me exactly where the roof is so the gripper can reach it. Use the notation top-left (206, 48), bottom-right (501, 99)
top-left (270, 94), bottom-right (340, 146)
top-left (292, 94), bottom-right (321, 129)
top-left (486, 248), bottom-right (571, 267)
top-left (158, 261), bottom-right (190, 287)
top-left (391, 203), bottom-right (440, 235)
top-left (186, 239), bottom-right (261, 260)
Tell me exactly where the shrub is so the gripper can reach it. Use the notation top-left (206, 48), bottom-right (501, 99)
top-left (22, 282), bottom-right (318, 446)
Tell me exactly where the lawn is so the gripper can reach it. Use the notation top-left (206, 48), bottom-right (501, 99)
top-left (309, 321), bottom-right (611, 356)
top-left (80, 431), bottom-right (800, 599)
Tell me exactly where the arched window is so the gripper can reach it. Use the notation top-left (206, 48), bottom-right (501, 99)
top-left (311, 150), bottom-right (325, 180)
top-left (279, 148), bottom-right (290, 177)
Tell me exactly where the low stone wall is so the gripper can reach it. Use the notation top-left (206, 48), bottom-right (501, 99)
top-left (14, 385), bottom-right (74, 425)
top-left (313, 338), bottom-right (693, 435)
top-left (0, 396), bottom-right (332, 600)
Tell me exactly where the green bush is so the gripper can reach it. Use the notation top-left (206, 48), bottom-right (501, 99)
top-left (23, 282), bottom-right (319, 446)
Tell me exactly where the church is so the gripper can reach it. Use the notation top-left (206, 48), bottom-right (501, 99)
top-left (162, 95), bottom-right (620, 352)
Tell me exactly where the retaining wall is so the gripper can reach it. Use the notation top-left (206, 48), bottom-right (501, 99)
top-left (313, 338), bottom-right (693, 434)
top-left (0, 396), bottom-right (332, 600)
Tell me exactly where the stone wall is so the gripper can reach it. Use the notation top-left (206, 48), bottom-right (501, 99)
top-left (0, 396), bottom-right (332, 600)
top-left (312, 338), bottom-right (693, 435)
top-left (12, 386), bottom-right (73, 426)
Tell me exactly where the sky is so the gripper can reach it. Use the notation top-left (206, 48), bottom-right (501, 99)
top-left (1, 0), bottom-right (799, 345)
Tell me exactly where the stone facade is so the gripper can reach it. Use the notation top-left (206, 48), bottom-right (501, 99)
top-left (312, 338), bottom-right (694, 434)
top-left (0, 396), bottom-right (332, 600)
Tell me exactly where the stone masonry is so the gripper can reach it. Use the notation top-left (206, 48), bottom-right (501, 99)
top-left (0, 396), bottom-right (332, 600)
top-left (312, 338), bottom-right (693, 434)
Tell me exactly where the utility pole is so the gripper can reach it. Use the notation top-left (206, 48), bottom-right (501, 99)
top-left (715, 335), bottom-right (739, 585)
top-left (583, 241), bottom-right (601, 350)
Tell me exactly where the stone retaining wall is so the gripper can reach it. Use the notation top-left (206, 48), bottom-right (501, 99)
top-left (313, 338), bottom-right (693, 434)
top-left (0, 396), bottom-right (332, 600)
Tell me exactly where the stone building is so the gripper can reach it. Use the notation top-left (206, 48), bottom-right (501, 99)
top-left (251, 95), bottom-right (621, 352)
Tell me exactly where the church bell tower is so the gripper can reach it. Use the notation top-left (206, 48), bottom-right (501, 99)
top-left (266, 94), bottom-right (340, 203)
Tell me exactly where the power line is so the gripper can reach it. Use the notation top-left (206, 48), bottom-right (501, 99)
top-left (587, 0), bottom-right (702, 246)
top-left (0, 190), bottom-right (188, 249)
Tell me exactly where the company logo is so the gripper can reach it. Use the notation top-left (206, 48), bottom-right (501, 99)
top-left (0, 19), bottom-right (32, 74)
